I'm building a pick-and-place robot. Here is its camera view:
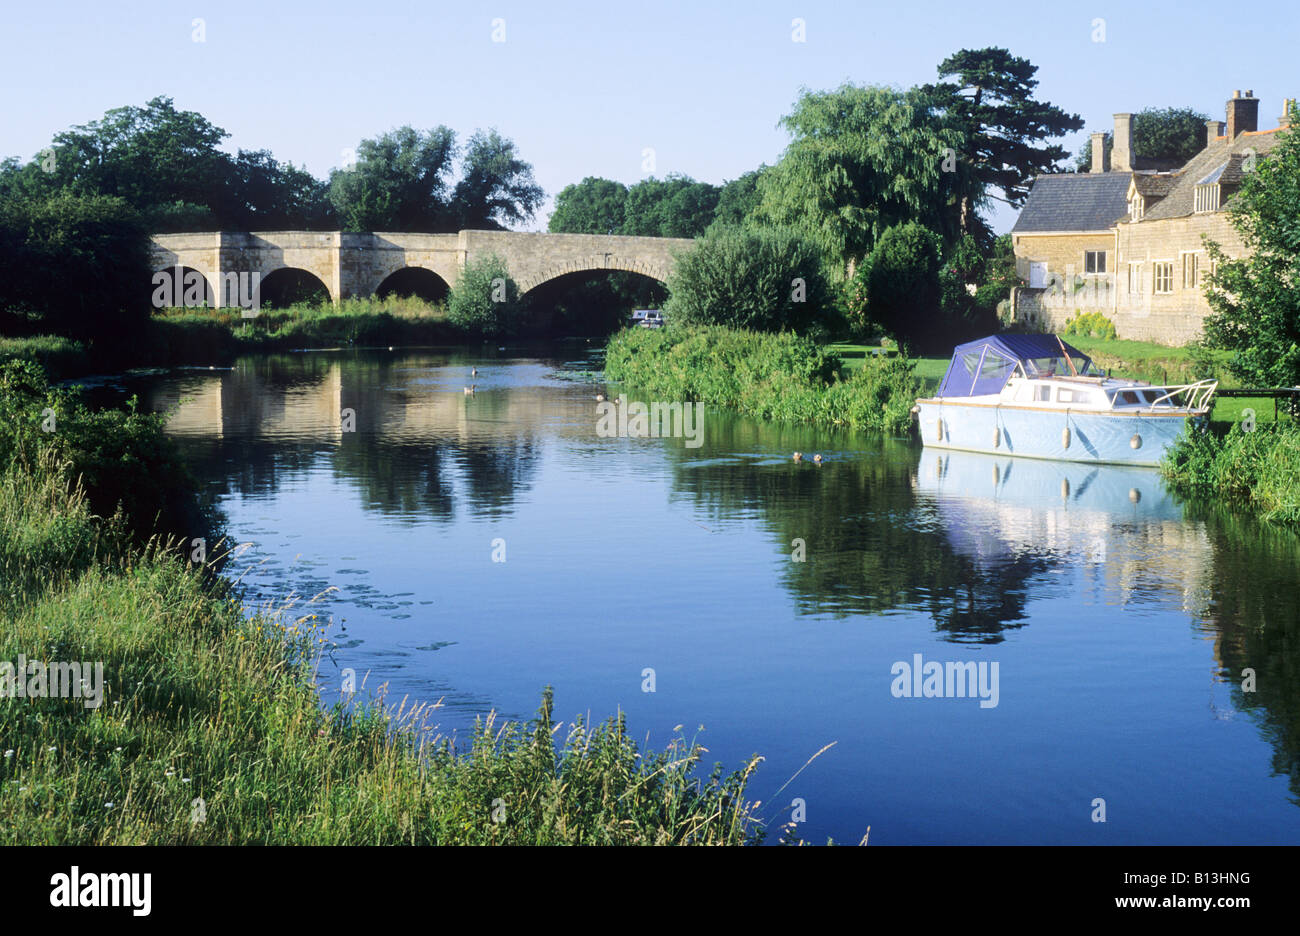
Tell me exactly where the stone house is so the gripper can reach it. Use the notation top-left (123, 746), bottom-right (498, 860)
top-left (1010, 91), bottom-right (1292, 345)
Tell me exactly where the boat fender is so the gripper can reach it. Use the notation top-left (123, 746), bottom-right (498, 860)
top-left (1061, 426), bottom-right (1071, 449)
top-left (1061, 478), bottom-right (1070, 500)
top-left (1130, 433), bottom-right (1142, 450)
top-left (936, 419), bottom-right (944, 442)
top-left (992, 426), bottom-right (1001, 448)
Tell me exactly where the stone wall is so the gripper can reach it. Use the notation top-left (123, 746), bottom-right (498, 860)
top-left (1112, 214), bottom-right (1244, 345)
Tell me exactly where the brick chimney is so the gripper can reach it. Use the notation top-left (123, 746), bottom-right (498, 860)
top-left (1090, 131), bottom-right (1107, 172)
top-left (1226, 90), bottom-right (1259, 138)
top-left (1112, 113), bottom-right (1133, 171)
top-left (1205, 120), bottom-right (1225, 147)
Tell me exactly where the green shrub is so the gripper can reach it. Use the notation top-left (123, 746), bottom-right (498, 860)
top-left (662, 226), bottom-right (833, 334)
top-left (446, 253), bottom-right (522, 337)
top-left (604, 325), bottom-right (919, 434)
top-left (1063, 310), bottom-right (1118, 340)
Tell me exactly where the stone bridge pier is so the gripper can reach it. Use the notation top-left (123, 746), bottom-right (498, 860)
top-left (148, 229), bottom-right (694, 307)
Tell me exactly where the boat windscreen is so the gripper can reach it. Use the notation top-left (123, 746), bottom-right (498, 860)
top-left (1021, 354), bottom-right (1099, 377)
top-left (939, 346), bottom-right (1020, 396)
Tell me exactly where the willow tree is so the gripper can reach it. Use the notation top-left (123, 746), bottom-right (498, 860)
top-left (755, 83), bottom-right (980, 279)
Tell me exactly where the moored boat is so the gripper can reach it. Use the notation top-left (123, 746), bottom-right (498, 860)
top-left (913, 335), bottom-right (1216, 467)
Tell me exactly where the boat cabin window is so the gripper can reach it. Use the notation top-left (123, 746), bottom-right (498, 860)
top-left (1035, 385), bottom-right (1052, 402)
top-left (1056, 387), bottom-right (1095, 405)
top-left (1115, 389), bottom-right (1142, 405)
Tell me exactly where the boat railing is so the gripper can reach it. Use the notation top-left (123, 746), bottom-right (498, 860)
top-left (1147, 379), bottom-right (1218, 412)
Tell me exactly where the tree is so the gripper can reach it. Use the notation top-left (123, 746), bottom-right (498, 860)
top-left (846, 222), bottom-right (945, 350)
top-left (0, 191), bottom-right (149, 340)
top-left (43, 97), bottom-right (231, 218)
top-left (328, 126), bottom-right (458, 231)
top-left (755, 84), bottom-right (979, 278)
top-left (708, 168), bottom-right (767, 232)
top-left (1075, 107), bottom-right (1210, 171)
top-left (623, 175), bottom-right (720, 238)
top-left (450, 129), bottom-right (544, 230)
top-left (446, 253), bottom-right (522, 336)
top-left (663, 227), bottom-right (832, 334)
top-left (548, 177), bottom-right (628, 234)
top-left (1202, 108), bottom-right (1300, 386)
top-left (923, 48), bottom-right (1083, 234)
top-left (3, 98), bottom-right (336, 232)
top-left (225, 149), bottom-right (331, 230)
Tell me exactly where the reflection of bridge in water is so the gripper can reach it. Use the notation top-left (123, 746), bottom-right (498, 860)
top-left (151, 357), bottom-right (603, 446)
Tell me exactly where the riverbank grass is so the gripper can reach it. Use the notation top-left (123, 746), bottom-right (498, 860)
top-left (1162, 422), bottom-right (1300, 526)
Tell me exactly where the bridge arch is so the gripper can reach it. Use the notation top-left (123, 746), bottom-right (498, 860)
top-left (517, 256), bottom-right (672, 297)
top-left (151, 264), bottom-right (216, 309)
top-left (376, 266), bottom-right (451, 303)
top-left (259, 267), bottom-right (332, 307)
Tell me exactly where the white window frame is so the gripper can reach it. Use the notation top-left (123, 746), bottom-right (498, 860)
top-left (1153, 260), bottom-right (1174, 295)
top-left (1084, 250), bottom-right (1107, 274)
top-left (1181, 251), bottom-right (1200, 289)
top-left (1194, 184), bottom-right (1221, 213)
top-left (1128, 262), bottom-right (1144, 293)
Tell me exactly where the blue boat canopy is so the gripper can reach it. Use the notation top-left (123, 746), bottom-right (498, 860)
top-left (936, 335), bottom-right (1098, 398)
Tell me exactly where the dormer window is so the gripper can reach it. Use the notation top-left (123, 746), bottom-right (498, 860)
top-left (1194, 162), bottom-right (1228, 213)
top-left (1129, 194), bottom-right (1145, 220)
top-left (1194, 184), bottom-right (1221, 213)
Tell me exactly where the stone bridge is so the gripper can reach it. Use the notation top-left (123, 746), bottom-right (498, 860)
top-left (149, 230), bottom-right (695, 306)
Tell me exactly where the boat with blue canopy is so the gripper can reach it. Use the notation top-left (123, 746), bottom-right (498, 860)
top-left (913, 334), bottom-right (1216, 466)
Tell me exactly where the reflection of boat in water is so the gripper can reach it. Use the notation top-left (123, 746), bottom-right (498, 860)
top-left (914, 335), bottom-right (1215, 467)
top-left (915, 447), bottom-right (1212, 612)
top-left (916, 446), bottom-right (1179, 518)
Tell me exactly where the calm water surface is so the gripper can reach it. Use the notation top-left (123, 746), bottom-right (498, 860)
top-left (104, 349), bottom-right (1300, 845)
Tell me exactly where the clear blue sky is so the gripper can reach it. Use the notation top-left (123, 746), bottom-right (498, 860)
top-left (4, 0), bottom-right (1296, 232)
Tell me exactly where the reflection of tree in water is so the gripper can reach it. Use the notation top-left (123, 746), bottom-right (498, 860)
top-left (1194, 507), bottom-right (1300, 801)
top-left (453, 439), bottom-right (542, 517)
top-left (332, 441), bottom-right (455, 521)
top-left (664, 417), bottom-right (1046, 643)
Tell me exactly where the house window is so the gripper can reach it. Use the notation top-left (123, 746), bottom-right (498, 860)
top-left (1129, 196), bottom-right (1144, 220)
top-left (1182, 253), bottom-right (1199, 288)
top-left (1084, 250), bottom-right (1107, 274)
top-left (1127, 262), bottom-right (1143, 293)
top-left (1153, 261), bottom-right (1174, 294)
top-left (1194, 184), bottom-right (1221, 213)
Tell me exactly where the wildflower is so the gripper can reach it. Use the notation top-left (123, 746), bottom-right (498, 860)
top-left (105, 802), bottom-right (114, 809)
top-left (3, 750), bottom-right (13, 759)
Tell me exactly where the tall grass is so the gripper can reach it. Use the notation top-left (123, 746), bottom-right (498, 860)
top-left (604, 325), bottom-right (921, 434)
top-left (0, 359), bottom-right (768, 845)
top-left (1161, 423), bottom-right (1300, 526)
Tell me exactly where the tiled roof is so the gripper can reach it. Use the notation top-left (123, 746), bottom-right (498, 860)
top-left (1132, 172), bottom-right (1180, 199)
top-left (1137, 129), bottom-right (1283, 221)
top-left (1011, 172), bottom-right (1134, 233)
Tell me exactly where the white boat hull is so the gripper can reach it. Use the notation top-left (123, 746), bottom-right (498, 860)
top-left (915, 398), bottom-right (1194, 467)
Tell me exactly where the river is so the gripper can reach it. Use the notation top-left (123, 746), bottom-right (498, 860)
top-left (92, 347), bottom-right (1300, 845)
